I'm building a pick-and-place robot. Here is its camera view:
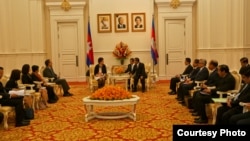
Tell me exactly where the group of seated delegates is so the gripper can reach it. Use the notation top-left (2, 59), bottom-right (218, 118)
top-left (43, 59), bottom-right (73, 97)
top-left (170, 56), bottom-right (250, 124)
top-left (0, 59), bottom-right (73, 127)
top-left (31, 65), bottom-right (59, 103)
top-left (131, 57), bottom-right (147, 93)
top-left (169, 59), bottom-right (199, 97)
top-left (176, 59), bottom-right (209, 104)
top-left (93, 57), bottom-right (147, 93)
top-left (190, 60), bottom-right (219, 110)
top-left (21, 64), bottom-right (49, 106)
top-left (168, 57), bottom-right (194, 95)
top-left (192, 64), bottom-right (235, 123)
top-left (215, 57), bottom-right (250, 125)
top-left (0, 68), bottom-right (31, 127)
top-left (94, 57), bottom-right (107, 88)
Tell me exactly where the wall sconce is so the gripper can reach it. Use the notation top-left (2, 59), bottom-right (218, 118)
top-left (170, 0), bottom-right (181, 9)
top-left (61, 0), bottom-right (71, 11)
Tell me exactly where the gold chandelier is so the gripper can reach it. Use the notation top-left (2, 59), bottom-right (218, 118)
top-left (61, 0), bottom-right (71, 11)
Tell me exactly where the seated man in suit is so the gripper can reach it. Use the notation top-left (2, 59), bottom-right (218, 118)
top-left (239, 57), bottom-right (250, 84)
top-left (194, 64), bottom-right (235, 123)
top-left (229, 102), bottom-right (250, 125)
top-left (43, 59), bottom-right (73, 97)
top-left (0, 67), bottom-right (30, 127)
top-left (190, 60), bottom-right (219, 111)
top-left (239, 57), bottom-right (250, 74)
top-left (215, 67), bottom-right (250, 124)
top-left (132, 57), bottom-right (147, 93)
top-left (168, 57), bottom-right (194, 95)
top-left (177, 59), bottom-right (209, 104)
top-left (124, 58), bottom-right (135, 90)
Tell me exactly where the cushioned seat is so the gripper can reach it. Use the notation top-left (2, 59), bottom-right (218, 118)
top-left (0, 106), bottom-right (15, 129)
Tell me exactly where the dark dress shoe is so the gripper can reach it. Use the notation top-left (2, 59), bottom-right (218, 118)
top-left (142, 89), bottom-right (146, 93)
top-left (194, 117), bottom-right (200, 121)
top-left (189, 109), bottom-right (196, 113)
top-left (132, 89), bottom-right (137, 92)
top-left (168, 91), bottom-right (173, 94)
top-left (16, 121), bottom-right (30, 127)
top-left (192, 113), bottom-right (199, 116)
top-left (63, 93), bottom-right (73, 97)
top-left (178, 101), bottom-right (185, 104)
top-left (194, 118), bottom-right (208, 124)
top-left (48, 99), bottom-right (57, 103)
top-left (168, 91), bottom-right (177, 95)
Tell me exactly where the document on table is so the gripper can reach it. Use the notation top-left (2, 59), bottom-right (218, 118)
top-left (9, 89), bottom-right (25, 96)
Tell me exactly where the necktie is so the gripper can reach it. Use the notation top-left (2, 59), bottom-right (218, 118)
top-left (234, 84), bottom-right (248, 100)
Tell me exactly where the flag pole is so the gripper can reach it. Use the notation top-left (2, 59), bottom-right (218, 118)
top-left (151, 14), bottom-right (156, 74)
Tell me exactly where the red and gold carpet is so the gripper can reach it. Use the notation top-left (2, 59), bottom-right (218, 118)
top-left (0, 82), bottom-right (196, 141)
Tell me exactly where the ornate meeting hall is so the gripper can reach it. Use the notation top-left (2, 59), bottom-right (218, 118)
top-left (0, 0), bottom-right (250, 140)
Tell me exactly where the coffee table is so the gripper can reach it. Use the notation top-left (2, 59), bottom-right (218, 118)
top-left (82, 95), bottom-right (140, 122)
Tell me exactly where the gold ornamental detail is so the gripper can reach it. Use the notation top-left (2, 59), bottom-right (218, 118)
top-left (61, 0), bottom-right (71, 11)
top-left (170, 0), bottom-right (181, 9)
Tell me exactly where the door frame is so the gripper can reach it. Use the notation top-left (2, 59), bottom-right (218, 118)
top-left (57, 21), bottom-right (79, 81)
top-left (165, 19), bottom-right (186, 79)
top-left (157, 12), bottom-right (194, 80)
top-left (46, 1), bottom-right (86, 82)
top-left (50, 16), bottom-right (85, 82)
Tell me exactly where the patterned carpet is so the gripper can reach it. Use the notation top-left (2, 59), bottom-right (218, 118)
top-left (0, 82), bottom-right (196, 141)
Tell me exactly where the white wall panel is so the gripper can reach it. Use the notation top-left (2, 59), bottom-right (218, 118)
top-left (244, 0), bottom-right (250, 47)
top-left (0, 0), bottom-right (46, 71)
top-left (210, 0), bottom-right (226, 48)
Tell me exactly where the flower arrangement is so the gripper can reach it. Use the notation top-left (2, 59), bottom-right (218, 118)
top-left (113, 42), bottom-right (132, 61)
top-left (113, 66), bottom-right (125, 74)
top-left (90, 85), bottom-right (132, 100)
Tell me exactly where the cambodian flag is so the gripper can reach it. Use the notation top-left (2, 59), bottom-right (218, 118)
top-left (151, 17), bottom-right (159, 65)
top-left (86, 21), bottom-right (94, 67)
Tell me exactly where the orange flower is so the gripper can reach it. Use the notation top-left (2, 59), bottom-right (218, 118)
top-left (90, 85), bottom-right (132, 100)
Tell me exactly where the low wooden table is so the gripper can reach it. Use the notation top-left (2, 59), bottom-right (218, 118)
top-left (109, 74), bottom-right (130, 91)
top-left (82, 95), bottom-right (140, 122)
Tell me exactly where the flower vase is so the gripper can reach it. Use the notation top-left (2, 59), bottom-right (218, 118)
top-left (120, 59), bottom-right (124, 65)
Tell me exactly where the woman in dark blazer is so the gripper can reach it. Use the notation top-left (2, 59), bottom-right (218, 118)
top-left (94, 57), bottom-right (107, 88)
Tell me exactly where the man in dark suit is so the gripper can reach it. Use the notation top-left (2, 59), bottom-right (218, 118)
top-left (43, 59), bottom-right (73, 97)
top-left (239, 57), bottom-right (250, 79)
top-left (117, 17), bottom-right (126, 29)
top-left (229, 103), bottom-right (250, 125)
top-left (194, 64), bottom-right (235, 123)
top-left (168, 57), bottom-right (194, 95)
top-left (0, 67), bottom-right (30, 127)
top-left (216, 67), bottom-right (250, 124)
top-left (124, 58), bottom-right (135, 90)
top-left (190, 60), bottom-right (220, 111)
top-left (132, 57), bottom-right (147, 93)
top-left (177, 59), bottom-right (209, 103)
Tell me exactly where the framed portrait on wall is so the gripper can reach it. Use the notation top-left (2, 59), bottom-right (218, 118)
top-left (131, 13), bottom-right (146, 32)
top-left (97, 14), bottom-right (112, 33)
top-left (114, 13), bottom-right (129, 32)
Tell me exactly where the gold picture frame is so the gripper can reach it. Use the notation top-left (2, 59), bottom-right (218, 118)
top-left (131, 13), bottom-right (146, 32)
top-left (97, 14), bottom-right (112, 33)
top-left (114, 13), bottom-right (129, 32)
